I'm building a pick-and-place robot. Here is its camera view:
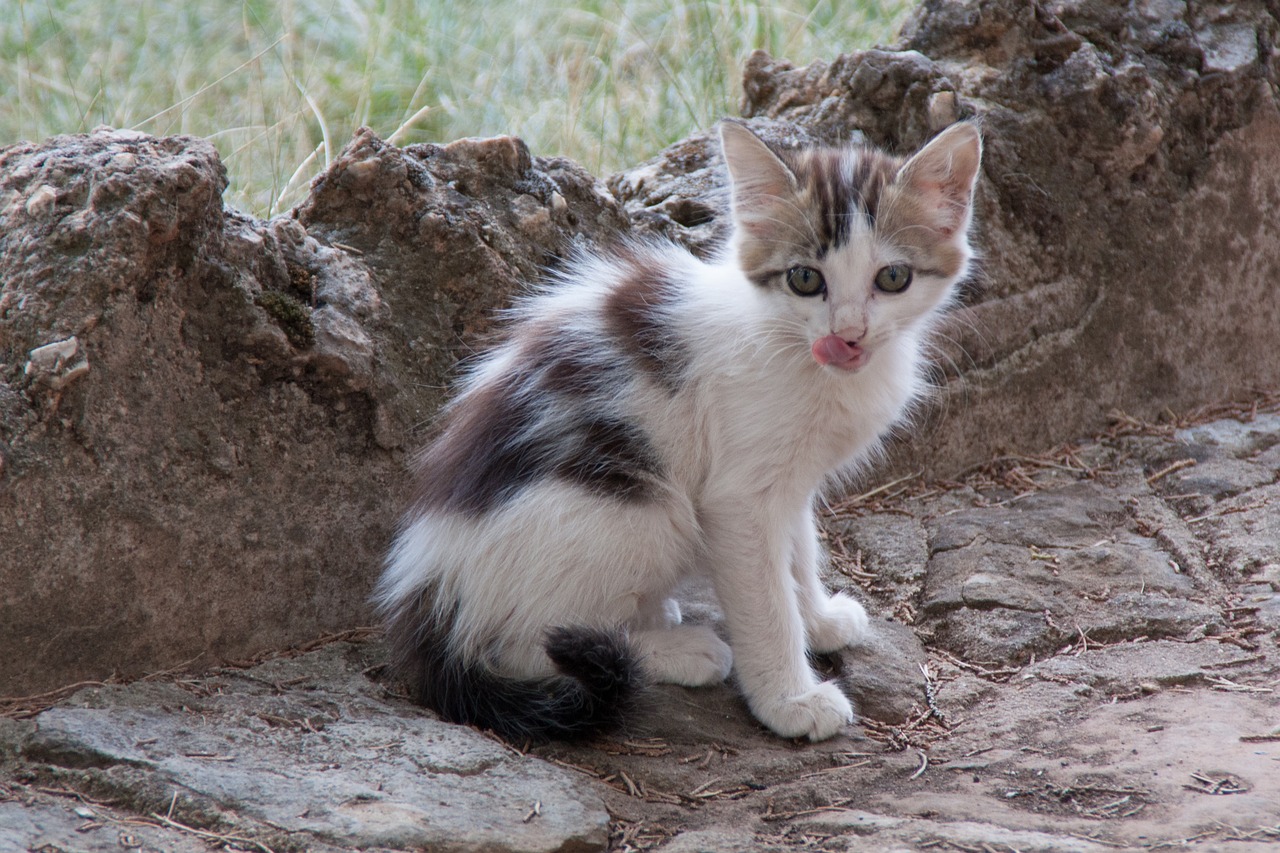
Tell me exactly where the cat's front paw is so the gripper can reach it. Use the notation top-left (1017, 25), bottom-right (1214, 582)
top-left (806, 593), bottom-right (869, 654)
top-left (753, 682), bottom-right (855, 741)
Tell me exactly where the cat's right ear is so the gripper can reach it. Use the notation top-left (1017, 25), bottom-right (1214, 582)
top-left (719, 121), bottom-right (798, 235)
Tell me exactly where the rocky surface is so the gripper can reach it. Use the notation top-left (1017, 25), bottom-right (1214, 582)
top-left (4, 409), bottom-right (1277, 852)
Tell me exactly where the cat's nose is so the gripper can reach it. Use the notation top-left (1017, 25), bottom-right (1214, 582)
top-left (832, 326), bottom-right (864, 345)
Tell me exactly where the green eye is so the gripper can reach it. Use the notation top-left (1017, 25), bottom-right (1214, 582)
top-left (785, 266), bottom-right (826, 297)
top-left (874, 264), bottom-right (913, 293)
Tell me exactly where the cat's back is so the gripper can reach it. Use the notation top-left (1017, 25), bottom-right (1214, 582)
top-left (450, 240), bottom-right (730, 402)
top-left (407, 241), bottom-right (718, 517)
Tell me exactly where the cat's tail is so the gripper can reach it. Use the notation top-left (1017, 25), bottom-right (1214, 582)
top-left (384, 596), bottom-right (646, 743)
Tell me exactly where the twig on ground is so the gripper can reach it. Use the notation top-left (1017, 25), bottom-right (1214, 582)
top-left (1146, 458), bottom-right (1197, 485)
top-left (138, 812), bottom-right (277, 853)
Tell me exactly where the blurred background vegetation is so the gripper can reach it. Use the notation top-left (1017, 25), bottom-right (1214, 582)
top-left (1, 0), bottom-right (910, 216)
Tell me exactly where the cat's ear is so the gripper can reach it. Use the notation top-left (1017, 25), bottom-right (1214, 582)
top-left (895, 122), bottom-right (982, 238)
top-left (719, 121), bottom-right (798, 234)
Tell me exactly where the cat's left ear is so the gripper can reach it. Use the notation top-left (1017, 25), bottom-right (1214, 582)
top-left (895, 122), bottom-right (983, 238)
top-left (719, 120), bottom-right (798, 236)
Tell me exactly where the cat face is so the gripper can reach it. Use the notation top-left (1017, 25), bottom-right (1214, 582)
top-left (720, 122), bottom-right (982, 372)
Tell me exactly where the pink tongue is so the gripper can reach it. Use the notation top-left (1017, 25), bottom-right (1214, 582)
top-left (811, 335), bottom-right (865, 370)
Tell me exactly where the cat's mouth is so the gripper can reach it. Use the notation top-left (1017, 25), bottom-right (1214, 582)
top-left (811, 335), bottom-right (867, 372)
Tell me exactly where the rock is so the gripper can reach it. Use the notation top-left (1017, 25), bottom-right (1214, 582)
top-left (1022, 639), bottom-right (1247, 695)
top-left (0, 126), bottom-right (628, 694)
top-left (912, 482), bottom-right (1220, 665)
top-left (0, 800), bottom-right (210, 853)
top-left (0, 29), bottom-right (1277, 853)
top-left (2, 13), bottom-right (1280, 835)
top-left (837, 618), bottom-right (928, 724)
top-left (1194, 483), bottom-right (1280, 577)
top-left (23, 336), bottom-right (90, 391)
top-left (826, 509), bottom-right (933, 620)
top-left (607, 117), bottom-right (827, 256)
top-left (659, 827), bottom-right (764, 852)
top-left (885, 821), bottom-right (1115, 853)
top-left (292, 129), bottom-right (629, 435)
top-left (1174, 413), bottom-right (1280, 458)
top-left (13, 644), bottom-right (610, 853)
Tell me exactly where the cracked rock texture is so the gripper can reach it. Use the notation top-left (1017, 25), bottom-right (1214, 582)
top-left (1, 0), bottom-right (1278, 759)
top-left (18, 645), bottom-right (610, 853)
top-left (3, 411), bottom-right (1277, 852)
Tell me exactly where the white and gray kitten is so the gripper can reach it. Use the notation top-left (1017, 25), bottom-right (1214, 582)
top-left (375, 121), bottom-right (982, 741)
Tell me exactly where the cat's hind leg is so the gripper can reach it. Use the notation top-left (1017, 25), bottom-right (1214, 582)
top-left (632, 624), bottom-right (733, 687)
top-left (791, 510), bottom-right (868, 654)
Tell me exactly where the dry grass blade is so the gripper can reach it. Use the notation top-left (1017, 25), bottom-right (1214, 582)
top-left (1206, 676), bottom-right (1273, 694)
top-left (830, 471), bottom-right (923, 515)
top-left (1, 679), bottom-right (118, 719)
top-left (1146, 458), bottom-right (1197, 485)
top-left (589, 737), bottom-right (672, 757)
top-left (1107, 390), bottom-right (1280, 440)
top-left (138, 812), bottom-right (277, 853)
top-left (1184, 771), bottom-right (1250, 795)
top-left (610, 818), bottom-right (676, 852)
top-left (794, 758), bottom-right (873, 780)
top-left (929, 648), bottom-right (1021, 682)
top-left (761, 796), bottom-right (856, 823)
top-left (1185, 496), bottom-right (1273, 525)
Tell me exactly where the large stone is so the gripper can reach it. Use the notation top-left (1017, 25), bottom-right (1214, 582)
top-left (15, 644), bottom-right (610, 853)
top-left (0, 800), bottom-right (210, 853)
top-left (1023, 639), bottom-right (1249, 695)
top-left (840, 478), bottom-right (1225, 666)
top-left (0, 128), bottom-right (628, 693)
top-left (836, 618), bottom-right (929, 725)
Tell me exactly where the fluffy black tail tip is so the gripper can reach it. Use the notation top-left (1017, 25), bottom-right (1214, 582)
top-left (404, 625), bottom-right (647, 745)
top-left (527, 626), bottom-right (647, 742)
top-left (544, 625), bottom-right (645, 724)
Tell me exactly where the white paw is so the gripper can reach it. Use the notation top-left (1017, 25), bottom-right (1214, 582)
top-left (806, 593), bottom-right (869, 653)
top-left (636, 625), bottom-right (733, 687)
top-left (634, 596), bottom-right (682, 630)
top-left (753, 681), bottom-right (855, 741)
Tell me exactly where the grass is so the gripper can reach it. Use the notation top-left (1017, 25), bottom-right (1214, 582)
top-left (1, 0), bottom-right (912, 217)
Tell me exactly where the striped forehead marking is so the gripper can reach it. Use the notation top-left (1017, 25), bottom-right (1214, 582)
top-left (783, 147), bottom-right (900, 252)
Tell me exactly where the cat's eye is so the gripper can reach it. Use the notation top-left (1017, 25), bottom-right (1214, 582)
top-left (785, 266), bottom-right (826, 297)
top-left (874, 264), bottom-right (913, 293)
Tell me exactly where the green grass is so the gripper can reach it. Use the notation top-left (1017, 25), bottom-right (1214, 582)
top-left (2, 0), bottom-right (911, 217)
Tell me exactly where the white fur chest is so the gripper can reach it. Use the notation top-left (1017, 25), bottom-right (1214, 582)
top-left (649, 317), bottom-right (922, 509)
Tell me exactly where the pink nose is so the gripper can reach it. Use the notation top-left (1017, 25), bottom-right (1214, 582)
top-left (811, 334), bottom-right (867, 371)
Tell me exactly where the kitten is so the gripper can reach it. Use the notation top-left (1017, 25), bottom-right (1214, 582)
top-left (375, 120), bottom-right (982, 742)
